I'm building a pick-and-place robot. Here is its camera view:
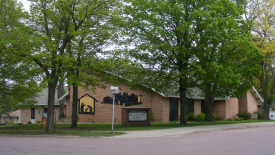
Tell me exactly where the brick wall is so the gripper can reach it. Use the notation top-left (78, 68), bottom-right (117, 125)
top-left (225, 98), bottom-right (239, 119)
top-left (20, 106), bottom-right (60, 124)
top-left (194, 99), bottom-right (201, 115)
top-left (246, 90), bottom-right (258, 113)
top-left (213, 100), bottom-right (226, 120)
top-left (65, 82), bottom-right (168, 124)
top-left (238, 93), bottom-right (248, 112)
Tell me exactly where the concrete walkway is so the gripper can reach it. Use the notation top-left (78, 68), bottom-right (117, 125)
top-left (113, 122), bottom-right (275, 139)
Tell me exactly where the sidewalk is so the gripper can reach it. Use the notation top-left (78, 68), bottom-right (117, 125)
top-left (113, 122), bottom-right (275, 138)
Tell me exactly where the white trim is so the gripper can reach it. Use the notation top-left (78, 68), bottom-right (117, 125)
top-left (19, 109), bottom-right (21, 123)
top-left (59, 92), bottom-right (69, 101)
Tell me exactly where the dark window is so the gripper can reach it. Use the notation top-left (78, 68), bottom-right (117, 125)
top-left (44, 108), bottom-right (47, 113)
top-left (187, 99), bottom-right (194, 114)
top-left (201, 100), bottom-right (206, 114)
top-left (169, 98), bottom-right (178, 121)
top-left (31, 108), bottom-right (35, 119)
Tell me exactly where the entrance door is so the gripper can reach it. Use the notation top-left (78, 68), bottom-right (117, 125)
top-left (169, 98), bottom-right (178, 121)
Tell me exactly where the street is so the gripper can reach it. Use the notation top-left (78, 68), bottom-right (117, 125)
top-left (0, 125), bottom-right (274, 155)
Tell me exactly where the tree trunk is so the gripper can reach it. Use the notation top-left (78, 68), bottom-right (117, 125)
top-left (205, 95), bottom-right (214, 122)
top-left (46, 82), bottom-right (56, 132)
top-left (58, 79), bottom-right (65, 117)
top-left (263, 100), bottom-right (270, 120)
top-left (71, 68), bottom-right (80, 128)
top-left (71, 84), bottom-right (78, 128)
top-left (179, 80), bottom-right (188, 125)
top-left (0, 115), bottom-right (2, 125)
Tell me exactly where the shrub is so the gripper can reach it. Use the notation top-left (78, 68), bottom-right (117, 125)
top-left (234, 118), bottom-right (243, 121)
top-left (27, 122), bottom-right (32, 124)
top-left (227, 118), bottom-right (233, 121)
top-left (36, 120), bottom-right (42, 123)
top-left (5, 121), bottom-right (14, 126)
top-left (196, 113), bottom-right (206, 122)
top-left (237, 111), bottom-right (251, 120)
top-left (212, 113), bottom-right (216, 121)
top-left (59, 111), bottom-right (65, 119)
top-left (216, 118), bottom-right (222, 121)
top-left (187, 113), bottom-right (196, 122)
top-left (254, 112), bottom-right (263, 120)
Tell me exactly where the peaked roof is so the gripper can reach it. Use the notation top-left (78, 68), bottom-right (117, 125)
top-left (35, 87), bottom-right (68, 106)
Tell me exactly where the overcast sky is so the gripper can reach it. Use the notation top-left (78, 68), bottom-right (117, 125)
top-left (19, 0), bottom-right (30, 11)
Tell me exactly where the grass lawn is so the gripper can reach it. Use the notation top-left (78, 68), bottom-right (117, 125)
top-left (0, 120), bottom-right (274, 137)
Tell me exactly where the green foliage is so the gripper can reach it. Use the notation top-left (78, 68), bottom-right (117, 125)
top-left (0, 0), bottom-right (42, 116)
top-left (246, 0), bottom-right (275, 119)
top-left (187, 113), bottom-right (196, 122)
top-left (234, 118), bottom-right (243, 121)
top-left (59, 111), bottom-right (65, 119)
top-left (254, 112), bottom-right (263, 120)
top-left (227, 118), bottom-right (233, 121)
top-left (196, 113), bottom-right (206, 122)
top-left (121, 0), bottom-right (262, 125)
top-left (212, 113), bottom-right (216, 121)
top-left (237, 111), bottom-right (252, 120)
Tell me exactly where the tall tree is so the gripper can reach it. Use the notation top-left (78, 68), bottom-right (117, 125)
top-left (121, 0), bottom-right (262, 124)
top-left (245, 0), bottom-right (275, 119)
top-left (57, 0), bottom-right (119, 128)
top-left (0, 0), bottom-right (42, 123)
top-left (194, 0), bottom-right (262, 121)
top-left (9, 0), bottom-right (119, 131)
top-left (122, 0), bottom-right (204, 125)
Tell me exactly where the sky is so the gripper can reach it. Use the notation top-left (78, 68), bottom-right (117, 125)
top-left (19, 0), bottom-right (30, 11)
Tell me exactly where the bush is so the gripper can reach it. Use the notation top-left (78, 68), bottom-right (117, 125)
top-left (237, 111), bottom-right (251, 120)
top-left (254, 112), bottom-right (263, 120)
top-left (27, 122), bottom-right (32, 124)
top-left (196, 113), bottom-right (206, 122)
top-left (187, 113), bottom-right (196, 122)
top-left (227, 118), bottom-right (233, 121)
top-left (212, 113), bottom-right (216, 121)
top-left (59, 111), bottom-right (65, 119)
top-left (234, 118), bottom-right (243, 121)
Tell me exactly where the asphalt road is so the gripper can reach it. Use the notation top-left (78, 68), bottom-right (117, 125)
top-left (0, 124), bottom-right (275, 155)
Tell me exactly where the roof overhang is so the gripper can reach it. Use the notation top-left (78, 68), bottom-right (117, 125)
top-left (59, 92), bottom-right (70, 101)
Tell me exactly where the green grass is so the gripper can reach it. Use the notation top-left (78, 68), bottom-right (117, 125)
top-left (0, 120), bottom-right (274, 137)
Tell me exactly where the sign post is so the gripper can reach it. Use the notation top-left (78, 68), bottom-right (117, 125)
top-left (109, 86), bottom-right (119, 133)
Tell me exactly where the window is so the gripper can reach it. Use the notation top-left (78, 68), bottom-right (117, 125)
top-left (44, 108), bottom-right (47, 113)
top-left (187, 99), bottom-right (194, 114)
top-left (201, 100), bottom-right (206, 114)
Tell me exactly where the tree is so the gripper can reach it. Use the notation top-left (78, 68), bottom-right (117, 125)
top-left (121, 0), bottom-right (261, 124)
top-left (193, 0), bottom-right (262, 122)
top-left (55, 0), bottom-right (119, 128)
top-left (245, 0), bottom-right (275, 120)
top-left (57, 76), bottom-right (65, 118)
top-left (0, 0), bottom-right (42, 124)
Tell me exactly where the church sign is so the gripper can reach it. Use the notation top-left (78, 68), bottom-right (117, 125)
top-left (128, 109), bottom-right (148, 122)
